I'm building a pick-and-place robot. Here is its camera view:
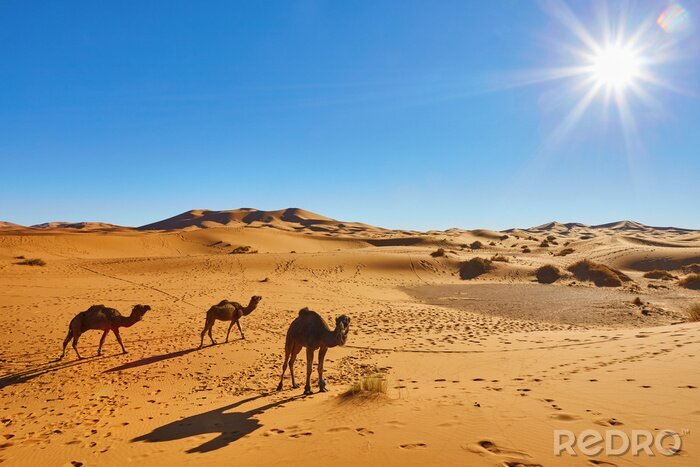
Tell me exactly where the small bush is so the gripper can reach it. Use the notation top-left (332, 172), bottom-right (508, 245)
top-left (567, 260), bottom-right (630, 287)
top-left (632, 296), bottom-right (644, 306)
top-left (521, 247), bottom-right (531, 253)
top-left (540, 240), bottom-right (550, 247)
top-left (491, 254), bottom-right (509, 262)
top-left (687, 304), bottom-right (700, 322)
top-left (679, 274), bottom-right (700, 290)
top-left (470, 241), bottom-right (483, 250)
top-left (347, 375), bottom-right (388, 395)
top-left (459, 257), bottom-right (493, 280)
top-left (546, 235), bottom-right (556, 241)
top-left (555, 248), bottom-right (575, 257)
top-left (17, 258), bottom-right (46, 266)
top-left (230, 245), bottom-right (257, 254)
top-left (489, 241), bottom-right (496, 246)
top-left (643, 270), bottom-right (676, 281)
top-left (499, 234), bottom-right (509, 240)
top-left (430, 248), bottom-right (446, 257)
top-left (535, 264), bottom-right (561, 284)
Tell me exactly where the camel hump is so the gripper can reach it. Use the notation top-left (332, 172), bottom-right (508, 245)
top-left (86, 304), bottom-right (106, 312)
top-left (298, 307), bottom-right (312, 317)
top-left (216, 300), bottom-right (229, 306)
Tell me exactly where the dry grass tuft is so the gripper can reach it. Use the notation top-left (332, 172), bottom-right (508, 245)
top-left (230, 245), bottom-right (257, 254)
top-left (430, 248), bottom-right (446, 258)
top-left (535, 264), bottom-right (561, 284)
top-left (470, 241), bottom-right (483, 250)
top-left (540, 240), bottom-right (550, 247)
top-left (632, 296), bottom-right (644, 306)
top-left (567, 260), bottom-right (631, 287)
top-left (687, 304), bottom-right (700, 322)
top-left (521, 247), bottom-right (531, 253)
top-left (459, 257), bottom-right (493, 280)
top-left (346, 375), bottom-right (388, 396)
top-left (555, 248), bottom-right (575, 257)
top-left (679, 274), bottom-right (700, 290)
top-left (643, 270), bottom-right (676, 281)
top-left (17, 258), bottom-right (46, 266)
top-left (490, 254), bottom-right (509, 262)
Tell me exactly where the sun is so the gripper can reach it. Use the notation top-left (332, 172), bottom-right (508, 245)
top-left (590, 45), bottom-right (641, 89)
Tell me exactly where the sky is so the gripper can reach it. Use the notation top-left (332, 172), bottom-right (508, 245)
top-left (1, 0), bottom-right (699, 230)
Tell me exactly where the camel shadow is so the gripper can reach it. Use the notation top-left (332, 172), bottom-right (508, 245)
top-left (0, 354), bottom-right (117, 389)
top-left (132, 394), bottom-right (299, 453)
top-left (104, 347), bottom-right (199, 373)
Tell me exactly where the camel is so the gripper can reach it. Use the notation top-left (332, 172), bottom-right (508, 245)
top-left (59, 304), bottom-right (151, 360)
top-left (199, 295), bottom-right (262, 349)
top-left (276, 307), bottom-right (351, 395)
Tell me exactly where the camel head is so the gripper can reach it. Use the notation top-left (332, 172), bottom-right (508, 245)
top-left (131, 304), bottom-right (151, 320)
top-left (250, 295), bottom-right (263, 307)
top-left (334, 315), bottom-right (351, 346)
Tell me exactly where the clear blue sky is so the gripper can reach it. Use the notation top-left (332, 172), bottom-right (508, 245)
top-left (1, 1), bottom-right (698, 230)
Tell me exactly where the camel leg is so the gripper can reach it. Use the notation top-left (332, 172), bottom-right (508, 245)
top-left (304, 347), bottom-right (315, 395)
top-left (60, 328), bottom-right (73, 360)
top-left (318, 347), bottom-right (328, 392)
top-left (226, 320), bottom-right (235, 343)
top-left (97, 330), bottom-right (109, 356)
top-left (236, 320), bottom-right (245, 339)
top-left (72, 332), bottom-right (83, 360)
top-left (277, 348), bottom-right (291, 391)
top-left (198, 317), bottom-right (209, 349)
top-left (208, 320), bottom-right (217, 345)
top-left (113, 328), bottom-right (127, 354)
top-left (289, 343), bottom-right (302, 389)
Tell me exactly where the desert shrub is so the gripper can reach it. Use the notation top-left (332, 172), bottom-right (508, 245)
top-left (347, 375), bottom-right (388, 395)
top-left (470, 241), bottom-right (483, 250)
top-left (491, 254), bottom-right (509, 262)
top-left (546, 235), bottom-right (556, 241)
top-left (522, 247), bottom-right (531, 253)
top-left (679, 274), bottom-right (700, 290)
top-left (687, 304), bottom-right (700, 322)
top-left (632, 296), bottom-right (644, 306)
top-left (489, 241), bottom-right (496, 246)
top-left (643, 270), bottom-right (676, 281)
top-left (459, 257), bottom-right (493, 280)
top-left (230, 245), bottom-right (257, 254)
top-left (535, 264), bottom-right (561, 284)
top-left (17, 258), bottom-right (46, 266)
top-left (500, 234), bottom-right (509, 240)
top-left (430, 248), bottom-right (446, 257)
top-left (567, 260), bottom-right (630, 287)
top-left (555, 248), bottom-right (575, 257)
top-left (540, 240), bottom-right (550, 247)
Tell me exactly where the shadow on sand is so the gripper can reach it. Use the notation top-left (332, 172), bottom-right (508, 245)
top-left (0, 354), bottom-right (117, 389)
top-left (104, 347), bottom-right (199, 372)
top-left (131, 394), bottom-right (299, 453)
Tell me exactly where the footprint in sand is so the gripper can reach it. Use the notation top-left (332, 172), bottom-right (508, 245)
top-left (400, 442), bottom-right (427, 449)
top-left (550, 413), bottom-right (581, 421)
top-left (289, 432), bottom-right (312, 438)
top-left (594, 418), bottom-right (623, 427)
top-left (588, 460), bottom-right (617, 466)
top-left (355, 428), bottom-right (374, 436)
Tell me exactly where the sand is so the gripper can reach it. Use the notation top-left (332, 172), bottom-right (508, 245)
top-left (1, 209), bottom-right (698, 466)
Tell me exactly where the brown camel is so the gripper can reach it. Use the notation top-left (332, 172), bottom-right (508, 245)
top-left (199, 295), bottom-right (262, 349)
top-left (276, 307), bottom-right (350, 395)
top-left (59, 304), bottom-right (151, 360)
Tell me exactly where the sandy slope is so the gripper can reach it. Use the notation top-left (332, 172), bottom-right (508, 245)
top-left (0, 215), bottom-right (699, 466)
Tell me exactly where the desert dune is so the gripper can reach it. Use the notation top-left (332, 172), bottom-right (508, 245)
top-left (1, 208), bottom-right (698, 466)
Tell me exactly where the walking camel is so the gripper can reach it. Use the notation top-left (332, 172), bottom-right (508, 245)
top-left (277, 307), bottom-right (351, 395)
top-left (199, 295), bottom-right (262, 349)
top-left (59, 304), bottom-right (151, 360)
